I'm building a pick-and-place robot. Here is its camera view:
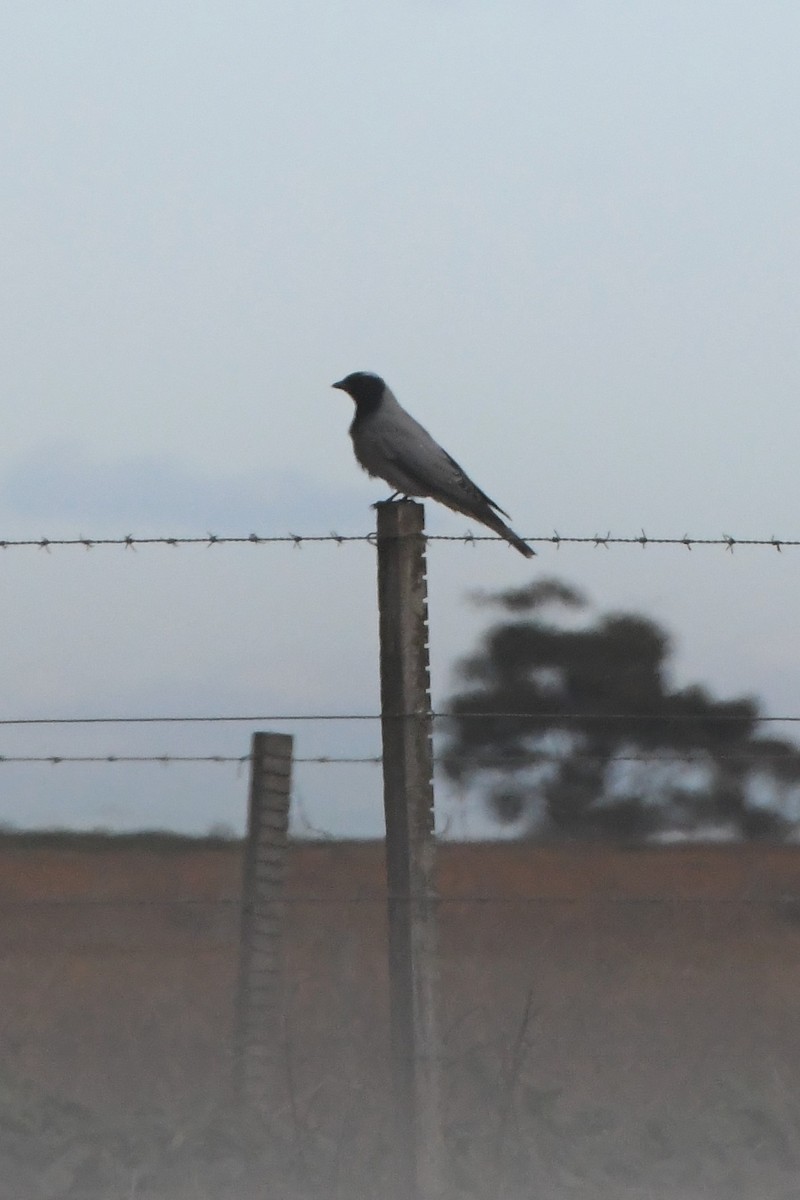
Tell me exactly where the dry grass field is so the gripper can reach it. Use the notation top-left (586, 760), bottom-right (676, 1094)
top-left (1, 835), bottom-right (800, 1198)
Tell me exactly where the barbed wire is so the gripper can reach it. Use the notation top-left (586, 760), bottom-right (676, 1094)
top-left (1, 749), bottom-right (799, 766)
top-left (0, 711), bottom-right (798, 726)
top-left (0, 533), bottom-right (368, 550)
top-left (0, 893), bottom-right (796, 908)
top-left (0, 754), bottom-right (381, 765)
top-left (0, 530), bottom-right (799, 551)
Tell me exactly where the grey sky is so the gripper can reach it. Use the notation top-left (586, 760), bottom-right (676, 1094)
top-left (1, 2), bottom-right (800, 835)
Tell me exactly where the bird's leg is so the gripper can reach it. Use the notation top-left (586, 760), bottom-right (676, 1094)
top-left (371, 491), bottom-right (404, 509)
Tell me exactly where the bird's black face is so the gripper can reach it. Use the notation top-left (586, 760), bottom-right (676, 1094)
top-left (332, 371), bottom-right (386, 407)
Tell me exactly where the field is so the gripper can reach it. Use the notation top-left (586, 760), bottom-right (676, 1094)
top-left (1, 836), bottom-right (800, 1198)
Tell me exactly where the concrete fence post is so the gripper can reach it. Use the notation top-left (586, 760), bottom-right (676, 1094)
top-left (376, 499), bottom-right (445, 1200)
top-left (234, 731), bottom-right (293, 1112)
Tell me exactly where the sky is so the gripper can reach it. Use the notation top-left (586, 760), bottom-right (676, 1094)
top-left (1, 0), bottom-right (800, 837)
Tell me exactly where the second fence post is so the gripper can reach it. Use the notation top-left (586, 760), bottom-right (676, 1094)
top-left (376, 499), bottom-right (444, 1200)
top-left (234, 730), bottom-right (293, 1114)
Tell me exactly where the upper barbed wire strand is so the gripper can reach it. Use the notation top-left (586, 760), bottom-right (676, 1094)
top-left (0, 531), bottom-right (795, 550)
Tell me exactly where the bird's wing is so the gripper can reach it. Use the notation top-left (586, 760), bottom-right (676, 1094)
top-left (439, 450), bottom-right (511, 519)
top-left (374, 416), bottom-right (511, 519)
top-left (353, 393), bottom-right (513, 517)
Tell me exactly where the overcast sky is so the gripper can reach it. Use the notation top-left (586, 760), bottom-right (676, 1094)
top-left (1, 1), bottom-right (800, 836)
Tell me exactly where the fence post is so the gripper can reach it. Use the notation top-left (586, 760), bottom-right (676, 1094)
top-left (234, 731), bottom-right (293, 1113)
top-left (376, 499), bottom-right (444, 1200)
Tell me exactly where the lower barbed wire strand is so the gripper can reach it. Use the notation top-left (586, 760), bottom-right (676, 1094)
top-left (0, 750), bottom-right (797, 766)
top-left (0, 894), bottom-right (792, 908)
top-left (0, 754), bottom-right (381, 765)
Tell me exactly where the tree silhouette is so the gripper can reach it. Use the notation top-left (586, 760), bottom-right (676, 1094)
top-left (441, 579), bottom-right (800, 840)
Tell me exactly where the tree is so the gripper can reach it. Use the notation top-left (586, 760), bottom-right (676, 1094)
top-left (441, 579), bottom-right (800, 840)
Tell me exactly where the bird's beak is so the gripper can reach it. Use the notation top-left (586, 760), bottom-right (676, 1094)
top-left (331, 379), bottom-right (347, 391)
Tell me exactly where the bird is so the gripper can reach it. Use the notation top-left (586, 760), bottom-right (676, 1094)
top-left (332, 371), bottom-right (535, 558)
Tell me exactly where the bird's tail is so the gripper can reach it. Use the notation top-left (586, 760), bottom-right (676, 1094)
top-left (482, 511), bottom-right (536, 558)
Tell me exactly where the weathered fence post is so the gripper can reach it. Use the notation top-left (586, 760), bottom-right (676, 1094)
top-left (234, 731), bottom-right (293, 1112)
top-left (376, 499), bottom-right (444, 1200)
